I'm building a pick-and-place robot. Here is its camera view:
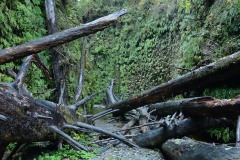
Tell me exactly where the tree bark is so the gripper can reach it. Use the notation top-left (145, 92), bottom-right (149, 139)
top-left (0, 83), bottom-right (66, 142)
top-left (111, 51), bottom-right (240, 116)
top-left (162, 138), bottom-right (240, 160)
top-left (132, 117), bottom-right (230, 148)
top-left (0, 10), bottom-right (127, 64)
top-left (149, 96), bottom-right (240, 118)
top-left (45, 0), bottom-right (67, 103)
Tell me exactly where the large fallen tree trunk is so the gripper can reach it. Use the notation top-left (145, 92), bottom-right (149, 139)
top-left (111, 51), bottom-right (240, 116)
top-left (149, 96), bottom-right (240, 118)
top-left (132, 117), bottom-right (230, 148)
top-left (0, 10), bottom-right (127, 64)
top-left (162, 138), bottom-right (240, 160)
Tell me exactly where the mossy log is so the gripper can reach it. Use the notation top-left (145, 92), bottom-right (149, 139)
top-left (132, 117), bottom-right (229, 148)
top-left (111, 51), bottom-right (240, 116)
top-left (149, 96), bottom-right (240, 118)
top-left (162, 138), bottom-right (240, 160)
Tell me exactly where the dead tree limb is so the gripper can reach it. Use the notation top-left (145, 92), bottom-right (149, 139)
top-left (0, 114), bottom-right (7, 121)
top-left (132, 117), bottom-right (230, 148)
top-left (75, 38), bottom-right (87, 102)
top-left (120, 118), bottom-right (137, 135)
top-left (149, 96), bottom-right (240, 118)
top-left (45, 0), bottom-right (66, 103)
top-left (32, 54), bottom-right (51, 79)
top-left (106, 79), bottom-right (118, 104)
top-left (114, 121), bottom-right (164, 133)
top-left (76, 122), bottom-right (138, 148)
top-left (14, 55), bottom-right (34, 88)
top-left (162, 138), bottom-right (240, 160)
top-left (68, 93), bottom-right (97, 112)
top-left (111, 51), bottom-right (240, 116)
top-left (49, 125), bottom-right (88, 151)
top-left (91, 109), bottom-right (119, 122)
top-left (0, 10), bottom-right (128, 64)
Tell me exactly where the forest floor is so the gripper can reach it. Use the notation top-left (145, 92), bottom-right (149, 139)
top-left (92, 117), bottom-right (164, 160)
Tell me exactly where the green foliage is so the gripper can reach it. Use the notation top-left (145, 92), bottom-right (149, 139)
top-left (7, 143), bottom-right (16, 150)
top-left (204, 87), bottom-right (240, 99)
top-left (0, 0), bottom-right (52, 100)
top-left (63, 0), bottom-right (240, 103)
top-left (38, 132), bottom-right (98, 160)
top-left (38, 145), bottom-right (96, 160)
top-left (208, 127), bottom-right (235, 143)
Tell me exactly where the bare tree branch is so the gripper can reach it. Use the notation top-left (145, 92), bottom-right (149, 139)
top-left (58, 82), bottom-right (66, 105)
top-left (0, 114), bottom-right (8, 121)
top-left (75, 38), bottom-right (87, 102)
top-left (32, 54), bottom-right (51, 79)
top-left (76, 122), bottom-right (138, 148)
top-left (49, 125), bottom-right (89, 151)
top-left (68, 93), bottom-right (97, 111)
top-left (106, 79), bottom-right (118, 104)
top-left (14, 55), bottom-right (34, 88)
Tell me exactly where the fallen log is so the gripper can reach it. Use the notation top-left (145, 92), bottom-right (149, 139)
top-left (111, 51), bottom-right (240, 116)
top-left (0, 10), bottom-right (127, 64)
top-left (162, 137), bottom-right (240, 160)
top-left (149, 96), bottom-right (240, 118)
top-left (132, 117), bottom-right (230, 148)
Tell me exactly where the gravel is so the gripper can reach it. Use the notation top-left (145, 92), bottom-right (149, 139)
top-left (92, 118), bottom-right (165, 160)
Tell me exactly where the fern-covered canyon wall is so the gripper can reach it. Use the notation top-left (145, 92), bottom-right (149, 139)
top-left (0, 0), bottom-right (239, 104)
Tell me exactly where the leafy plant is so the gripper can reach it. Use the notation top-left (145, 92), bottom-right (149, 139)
top-left (208, 127), bottom-right (235, 143)
top-left (38, 145), bottom-right (96, 160)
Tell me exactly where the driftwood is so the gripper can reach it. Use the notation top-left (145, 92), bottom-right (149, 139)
top-left (149, 96), bottom-right (240, 118)
top-left (162, 138), bottom-right (240, 160)
top-left (111, 51), bottom-right (240, 116)
top-left (0, 10), bottom-right (127, 64)
top-left (132, 117), bottom-right (230, 148)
